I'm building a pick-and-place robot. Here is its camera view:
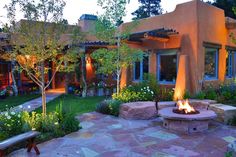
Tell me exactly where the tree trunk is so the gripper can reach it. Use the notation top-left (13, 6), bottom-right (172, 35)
top-left (41, 88), bottom-right (46, 115)
top-left (41, 62), bottom-right (46, 116)
top-left (11, 61), bottom-right (18, 96)
top-left (81, 52), bottom-right (87, 97)
top-left (116, 73), bottom-right (120, 94)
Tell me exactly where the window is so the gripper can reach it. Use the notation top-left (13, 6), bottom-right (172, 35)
top-left (133, 55), bottom-right (149, 81)
top-left (204, 48), bottom-right (219, 80)
top-left (226, 51), bottom-right (233, 78)
top-left (157, 50), bottom-right (177, 84)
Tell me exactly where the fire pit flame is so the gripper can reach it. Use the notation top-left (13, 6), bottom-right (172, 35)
top-left (173, 100), bottom-right (200, 114)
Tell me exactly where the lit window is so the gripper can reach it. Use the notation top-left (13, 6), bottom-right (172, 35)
top-left (204, 48), bottom-right (218, 80)
top-left (133, 55), bottom-right (149, 81)
top-left (157, 51), bottom-right (177, 84)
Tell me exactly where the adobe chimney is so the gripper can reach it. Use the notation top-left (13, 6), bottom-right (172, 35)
top-left (78, 14), bottom-right (98, 32)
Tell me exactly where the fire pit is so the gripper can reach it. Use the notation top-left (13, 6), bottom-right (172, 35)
top-left (159, 100), bottom-right (217, 133)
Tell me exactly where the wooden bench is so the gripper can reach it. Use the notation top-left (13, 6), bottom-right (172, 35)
top-left (0, 131), bottom-right (40, 157)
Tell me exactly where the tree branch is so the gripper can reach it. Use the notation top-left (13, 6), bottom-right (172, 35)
top-left (44, 60), bottom-right (63, 90)
top-left (18, 63), bottom-right (42, 87)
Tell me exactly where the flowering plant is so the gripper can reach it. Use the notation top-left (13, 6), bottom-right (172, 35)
top-left (112, 85), bottom-right (154, 102)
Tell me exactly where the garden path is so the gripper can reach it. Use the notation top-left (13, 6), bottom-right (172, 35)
top-left (1, 89), bottom-right (63, 114)
top-left (8, 112), bottom-right (236, 157)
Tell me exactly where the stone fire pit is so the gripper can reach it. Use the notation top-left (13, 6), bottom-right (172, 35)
top-left (159, 107), bottom-right (217, 133)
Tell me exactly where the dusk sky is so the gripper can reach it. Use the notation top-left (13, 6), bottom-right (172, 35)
top-left (0, 0), bottom-right (211, 26)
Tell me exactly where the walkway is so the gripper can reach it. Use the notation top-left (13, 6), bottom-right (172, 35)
top-left (1, 89), bottom-right (63, 114)
top-left (14, 93), bottom-right (61, 112)
top-left (8, 112), bottom-right (236, 157)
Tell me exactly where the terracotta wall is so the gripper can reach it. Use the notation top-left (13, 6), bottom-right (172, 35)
top-left (120, 0), bottom-right (199, 94)
top-left (119, 0), bottom-right (236, 97)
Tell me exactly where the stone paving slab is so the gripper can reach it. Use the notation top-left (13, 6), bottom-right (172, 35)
top-left (8, 112), bottom-right (236, 157)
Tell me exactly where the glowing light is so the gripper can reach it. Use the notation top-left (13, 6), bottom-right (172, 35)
top-left (177, 99), bottom-right (196, 114)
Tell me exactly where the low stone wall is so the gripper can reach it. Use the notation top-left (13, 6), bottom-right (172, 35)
top-left (119, 99), bottom-right (236, 123)
top-left (119, 101), bottom-right (158, 120)
top-left (209, 104), bottom-right (236, 123)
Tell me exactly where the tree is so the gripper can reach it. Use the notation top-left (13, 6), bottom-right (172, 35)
top-left (210, 0), bottom-right (236, 19)
top-left (4, 0), bottom-right (77, 116)
top-left (66, 27), bottom-right (88, 97)
top-left (91, 0), bottom-right (144, 94)
top-left (132, 0), bottom-right (162, 20)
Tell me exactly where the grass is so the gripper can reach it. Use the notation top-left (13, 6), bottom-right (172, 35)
top-left (36, 94), bottom-right (105, 116)
top-left (0, 94), bottom-right (40, 112)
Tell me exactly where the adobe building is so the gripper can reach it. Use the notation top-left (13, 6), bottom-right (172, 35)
top-left (0, 0), bottom-right (236, 98)
top-left (119, 0), bottom-right (236, 99)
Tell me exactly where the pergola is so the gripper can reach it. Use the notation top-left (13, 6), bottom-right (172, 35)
top-left (128, 28), bottom-right (179, 43)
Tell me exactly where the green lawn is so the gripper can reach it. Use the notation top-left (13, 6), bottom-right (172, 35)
top-left (36, 95), bottom-right (105, 116)
top-left (0, 94), bottom-right (40, 112)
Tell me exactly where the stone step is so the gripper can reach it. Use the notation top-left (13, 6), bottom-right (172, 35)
top-left (209, 104), bottom-right (236, 123)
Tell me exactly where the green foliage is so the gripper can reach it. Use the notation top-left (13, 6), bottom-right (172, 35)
top-left (132, 0), bottom-right (162, 20)
top-left (217, 84), bottom-right (236, 104)
top-left (183, 90), bottom-right (191, 99)
top-left (97, 0), bottom-right (130, 26)
top-left (0, 111), bottom-right (24, 140)
top-left (205, 88), bottom-right (217, 100)
top-left (93, 0), bottom-right (143, 93)
top-left (0, 94), bottom-right (40, 112)
top-left (96, 99), bottom-right (122, 116)
top-left (113, 83), bottom-right (155, 102)
top-left (210, 0), bottom-right (236, 19)
top-left (225, 151), bottom-right (234, 157)
top-left (60, 113), bottom-right (81, 133)
top-left (194, 91), bottom-right (206, 100)
top-left (159, 88), bottom-right (174, 101)
top-left (0, 102), bottom-right (81, 141)
top-left (91, 44), bottom-right (144, 74)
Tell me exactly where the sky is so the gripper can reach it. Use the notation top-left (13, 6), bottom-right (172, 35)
top-left (0, 0), bottom-right (211, 26)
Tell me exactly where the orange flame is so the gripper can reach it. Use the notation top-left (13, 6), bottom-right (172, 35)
top-left (177, 100), bottom-right (196, 114)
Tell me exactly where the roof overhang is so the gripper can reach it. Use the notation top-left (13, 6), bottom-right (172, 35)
top-left (128, 28), bottom-right (179, 43)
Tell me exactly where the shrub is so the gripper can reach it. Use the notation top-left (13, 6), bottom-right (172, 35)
top-left (112, 84), bottom-right (155, 102)
top-left (0, 103), bottom-right (81, 141)
top-left (0, 111), bottom-right (24, 140)
top-left (205, 88), bottom-right (217, 100)
top-left (96, 100), bottom-right (113, 115)
top-left (194, 91), bottom-right (206, 100)
top-left (183, 91), bottom-right (191, 99)
top-left (60, 113), bottom-right (81, 133)
top-left (108, 99), bottom-right (123, 116)
top-left (96, 99), bottom-right (122, 116)
top-left (217, 84), bottom-right (236, 104)
top-left (159, 88), bottom-right (174, 101)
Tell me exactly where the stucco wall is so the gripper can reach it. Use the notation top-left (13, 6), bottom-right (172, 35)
top-left (120, 0), bottom-right (236, 96)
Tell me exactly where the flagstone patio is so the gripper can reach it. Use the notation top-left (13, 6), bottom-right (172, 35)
top-left (8, 112), bottom-right (236, 157)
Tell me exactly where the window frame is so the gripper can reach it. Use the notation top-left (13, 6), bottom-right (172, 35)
top-left (133, 54), bottom-right (149, 82)
top-left (204, 47), bottom-right (219, 81)
top-left (226, 51), bottom-right (233, 78)
top-left (157, 50), bottom-right (178, 85)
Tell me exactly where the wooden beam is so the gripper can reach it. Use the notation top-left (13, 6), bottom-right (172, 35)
top-left (144, 33), bottom-right (169, 42)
